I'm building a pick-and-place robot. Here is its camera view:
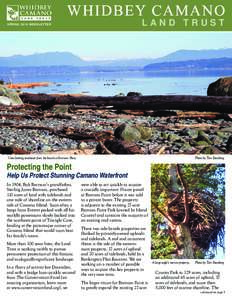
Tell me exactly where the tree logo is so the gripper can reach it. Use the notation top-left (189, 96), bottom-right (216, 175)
top-left (6, 5), bottom-right (19, 21)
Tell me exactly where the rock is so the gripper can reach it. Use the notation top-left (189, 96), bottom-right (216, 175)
top-left (226, 135), bottom-right (232, 151)
top-left (210, 146), bottom-right (224, 154)
top-left (180, 142), bottom-right (194, 152)
top-left (0, 96), bottom-right (12, 106)
top-left (207, 77), bottom-right (232, 96)
top-left (200, 146), bottom-right (214, 154)
top-left (79, 142), bottom-right (88, 150)
top-left (70, 142), bottom-right (77, 149)
top-left (0, 85), bottom-right (23, 105)
top-left (0, 145), bottom-right (29, 154)
top-left (195, 141), bottom-right (211, 147)
top-left (168, 133), bottom-right (185, 142)
top-left (180, 128), bottom-right (198, 139)
top-left (114, 124), bottom-right (152, 142)
top-left (43, 145), bottom-right (52, 152)
top-left (211, 136), bottom-right (222, 145)
top-left (115, 93), bottom-right (125, 97)
top-left (161, 132), bottom-right (168, 139)
top-left (0, 145), bottom-right (14, 154)
top-left (196, 130), bottom-right (212, 145)
top-left (114, 124), bottom-right (141, 142)
top-left (51, 105), bottom-right (69, 114)
top-left (127, 92), bottom-right (142, 97)
top-left (135, 125), bottom-right (152, 140)
top-left (217, 131), bottom-right (229, 138)
top-left (200, 146), bottom-right (224, 155)
top-left (96, 139), bottom-right (143, 154)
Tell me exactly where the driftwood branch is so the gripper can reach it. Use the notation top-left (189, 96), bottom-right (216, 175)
top-left (20, 93), bottom-right (232, 113)
top-left (98, 141), bottom-right (113, 155)
top-left (0, 123), bottom-right (110, 142)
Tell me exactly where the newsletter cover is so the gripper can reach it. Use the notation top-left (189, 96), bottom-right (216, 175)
top-left (0, 0), bottom-right (231, 299)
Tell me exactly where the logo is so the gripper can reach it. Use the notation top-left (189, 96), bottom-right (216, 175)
top-left (6, 4), bottom-right (52, 23)
top-left (6, 5), bottom-right (19, 21)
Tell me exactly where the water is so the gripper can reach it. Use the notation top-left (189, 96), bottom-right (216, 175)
top-left (0, 69), bottom-right (228, 96)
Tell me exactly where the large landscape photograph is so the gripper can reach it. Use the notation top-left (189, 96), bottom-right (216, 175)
top-left (1, 32), bottom-right (232, 154)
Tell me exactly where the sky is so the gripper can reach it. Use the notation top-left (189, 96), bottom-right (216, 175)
top-left (1, 31), bottom-right (232, 60)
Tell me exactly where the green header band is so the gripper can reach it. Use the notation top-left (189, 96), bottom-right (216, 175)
top-left (0, 0), bottom-right (231, 31)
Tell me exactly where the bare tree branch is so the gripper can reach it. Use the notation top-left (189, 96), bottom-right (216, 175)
top-left (176, 164), bottom-right (189, 224)
top-left (153, 205), bottom-right (180, 225)
top-left (169, 227), bottom-right (183, 250)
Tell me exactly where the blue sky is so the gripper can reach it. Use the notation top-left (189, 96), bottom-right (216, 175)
top-left (1, 31), bottom-right (232, 60)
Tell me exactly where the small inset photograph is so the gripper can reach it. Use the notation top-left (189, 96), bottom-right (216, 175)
top-left (151, 163), bottom-right (225, 259)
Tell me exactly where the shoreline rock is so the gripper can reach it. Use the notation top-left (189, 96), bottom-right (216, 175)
top-left (0, 85), bottom-right (23, 106)
top-left (207, 77), bottom-right (232, 96)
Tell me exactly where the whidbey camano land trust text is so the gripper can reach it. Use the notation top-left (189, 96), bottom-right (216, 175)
top-left (67, 3), bottom-right (226, 28)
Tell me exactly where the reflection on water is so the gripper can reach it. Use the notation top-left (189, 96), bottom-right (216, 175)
top-left (1, 69), bottom-right (231, 96)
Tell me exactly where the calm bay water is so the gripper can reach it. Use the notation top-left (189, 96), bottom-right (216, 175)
top-left (1, 70), bottom-right (225, 96)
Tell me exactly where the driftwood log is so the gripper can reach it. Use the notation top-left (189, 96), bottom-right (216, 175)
top-left (19, 93), bottom-right (232, 113)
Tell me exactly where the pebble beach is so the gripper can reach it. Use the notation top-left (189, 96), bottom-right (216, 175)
top-left (1, 104), bottom-right (232, 154)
